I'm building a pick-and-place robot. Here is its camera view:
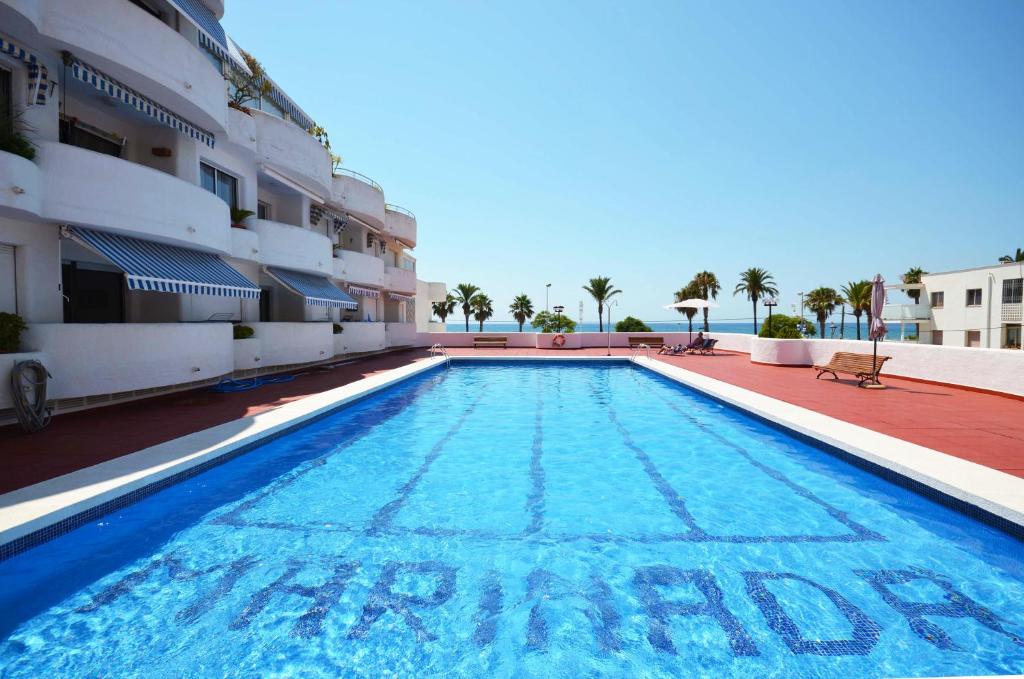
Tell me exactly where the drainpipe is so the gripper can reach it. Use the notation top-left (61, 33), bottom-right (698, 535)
top-left (986, 273), bottom-right (994, 349)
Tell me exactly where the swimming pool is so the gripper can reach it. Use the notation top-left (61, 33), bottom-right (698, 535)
top-left (0, 361), bottom-right (1021, 677)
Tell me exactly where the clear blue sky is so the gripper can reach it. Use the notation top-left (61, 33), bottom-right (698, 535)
top-left (224, 1), bottom-right (1023, 324)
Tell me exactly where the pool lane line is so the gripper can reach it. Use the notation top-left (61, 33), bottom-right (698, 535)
top-left (523, 370), bottom-right (546, 536)
top-left (624, 372), bottom-right (885, 543)
top-left (364, 389), bottom-right (487, 536)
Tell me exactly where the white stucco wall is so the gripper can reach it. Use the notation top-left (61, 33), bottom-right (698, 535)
top-left (250, 219), bottom-right (333, 276)
top-left (252, 110), bottom-right (332, 200)
top-left (334, 250), bottom-right (386, 287)
top-left (0, 219), bottom-right (62, 323)
top-left (385, 322), bottom-right (417, 347)
top-left (0, 152), bottom-right (42, 220)
top-left (384, 207), bottom-right (416, 247)
top-left (334, 322), bottom-right (386, 355)
top-left (386, 266), bottom-right (416, 294)
top-left (249, 321), bottom-right (332, 367)
top-left (330, 173), bottom-right (386, 230)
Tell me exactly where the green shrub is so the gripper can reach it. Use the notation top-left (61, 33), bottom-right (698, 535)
top-left (614, 316), bottom-right (652, 332)
top-left (233, 324), bottom-right (254, 340)
top-left (530, 310), bottom-right (576, 333)
top-left (0, 312), bottom-right (27, 353)
top-left (333, 323), bottom-right (343, 335)
top-left (759, 314), bottom-right (815, 339)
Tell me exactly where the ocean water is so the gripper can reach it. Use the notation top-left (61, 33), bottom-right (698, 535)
top-left (445, 320), bottom-right (913, 340)
top-left (0, 362), bottom-right (1020, 677)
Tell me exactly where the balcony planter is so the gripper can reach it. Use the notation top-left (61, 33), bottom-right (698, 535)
top-left (231, 208), bottom-right (255, 230)
top-left (333, 243), bottom-right (343, 258)
top-left (0, 313), bottom-right (28, 353)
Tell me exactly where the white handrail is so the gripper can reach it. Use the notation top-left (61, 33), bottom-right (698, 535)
top-left (630, 343), bottom-right (651, 362)
top-left (429, 343), bottom-right (450, 368)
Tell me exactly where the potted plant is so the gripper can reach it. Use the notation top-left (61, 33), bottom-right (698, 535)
top-left (231, 208), bottom-right (255, 229)
top-left (332, 243), bottom-right (344, 257)
top-left (233, 324), bottom-right (254, 340)
top-left (0, 312), bottom-right (28, 353)
top-left (333, 323), bottom-right (343, 335)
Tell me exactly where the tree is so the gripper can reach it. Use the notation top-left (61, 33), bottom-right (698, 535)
top-left (452, 283), bottom-right (480, 332)
top-left (836, 295), bottom-right (846, 339)
top-left (508, 294), bottom-right (535, 332)
top-left (760, 313), bottom-right (816, 339)
top-left (431, 294), bottom-right (456, 325)
top-left (614, 316), bottom-right (652, 332)
top-left (672, 282), bottom-right (701, 338)
top-left (691, 271), bottom-right (721, 332)
top-left (582, 276), bottom-right (621, 332)
top-left (999, 248), bottom-right (1024, 263)
top-left (531, 310), bottom-right (577, 333)
top-left (225, 49), bottom-right (273, 110)
top-left (470, 294), bottom-right (494, 332)
top-left (733, 267), bottom-right (779, 334)
top-left (901, 267), bottom-right (927, 304)
top-left (841, 280), bottom-right (871, 340)
top-left (805, 287), bottom-right (840, 339)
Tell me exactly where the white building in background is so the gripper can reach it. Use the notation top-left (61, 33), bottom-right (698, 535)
top-left (416, 280), bottom-right (447, 333)
top-left (884, 262), bottom-right (1024, 350)
top-left (0, 0), bottom-right (436, 418)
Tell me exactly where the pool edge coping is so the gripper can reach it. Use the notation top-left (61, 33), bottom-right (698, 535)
top-left (0, 357), bottom-right (447, 557)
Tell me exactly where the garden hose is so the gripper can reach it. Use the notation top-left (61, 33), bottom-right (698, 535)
top-left (10, 359), bottom-right (52, 433)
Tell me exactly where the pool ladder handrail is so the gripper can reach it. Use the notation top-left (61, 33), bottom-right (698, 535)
top-left (429, 343), bottom-right (450, 368)
top-left (631, 343), bottom-right (652, 362)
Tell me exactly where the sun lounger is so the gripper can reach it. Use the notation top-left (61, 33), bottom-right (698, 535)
top-left (658, 344), bottom-right (686, 355)
top-left (686, 338), bottom-right (717, 355)
top-left (813, 351), bottom-right (891, 387)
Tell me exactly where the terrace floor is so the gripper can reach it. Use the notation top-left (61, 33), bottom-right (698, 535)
top-left (1, 347), bottom-right (1021, 495)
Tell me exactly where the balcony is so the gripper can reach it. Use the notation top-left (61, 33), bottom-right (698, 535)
top-left (224, 106), bottom-right (258, 155)
top-left (333, 249), bottom-right (386, 287)
top-left (330, 170), bottom-right (386, 231)
top-left (38, 142), bottom-right (231, 253)
top-left (0, 150), bottom-right (42, 220)
top-left (333, 322), bottom-right (386, 355)
top-left (385, 322), bottom-right (417, 348)
top-left (252, 110), bottom-right (333, 200)
top-left (248, 219), bottom-right (333, 276)
top-left (22, 323), bottom-right (233, 400)
top-left (384, 204), bottom-right (417, 247)
top-left (36, 0), bottom-right (227, 132)
top-left (249, 322), bottom-right (333, 368)
top-left (882, 303), bottom-right (932, 322)
top-left (1002, 303), bottom-right (1023, 323)
top-left (386, 266), bottom-right (417, 294)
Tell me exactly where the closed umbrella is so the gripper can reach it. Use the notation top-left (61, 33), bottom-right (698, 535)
top-left (663, 299), bottom-right (719, 341)
top-left (867, 274), bottom-right (887, 388)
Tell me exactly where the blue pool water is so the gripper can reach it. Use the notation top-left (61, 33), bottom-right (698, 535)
top-left (0, 362), bottom-right (1022, 677)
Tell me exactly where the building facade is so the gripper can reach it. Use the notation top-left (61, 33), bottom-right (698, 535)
top-left (884, 262), bottom-right (1024, 350)
top-left (0, 0), bottom-right (427, 417)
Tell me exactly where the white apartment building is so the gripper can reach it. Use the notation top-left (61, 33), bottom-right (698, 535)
top-left (884, 262), bottom-right (1024, 350)
top-left (0, 0), bottom-right (433, 417)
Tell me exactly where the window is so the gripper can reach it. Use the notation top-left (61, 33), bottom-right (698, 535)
top-left (931, 330), bottom-right (943, 346)
top-left (930, 291), bottom-right (944, 308)
top-left (965, 288), bottom-right (982, 307)
top-left (1002, 278), bottom-right (1023, 305)
top-left (0, 244), bottom-right (15, 314)
top-left (59, 118), bottom-right (123, 157)
top-left (200, 162), bottom-right (238, 209)
top-left (257, 201), bottom-right (272, 220)
top-left (1004, 324), bottom-right (1022, 350)
top-left (966, 330), bottom-right (981, 348)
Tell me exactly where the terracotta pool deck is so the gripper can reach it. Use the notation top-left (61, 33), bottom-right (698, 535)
top-left (1, 347), bottom-right (1021, 495)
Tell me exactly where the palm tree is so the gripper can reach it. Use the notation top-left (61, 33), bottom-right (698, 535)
top-left (582, 276), bottom-right (621, 332)
top-left (901, 267), bottom-right (927, 304)
top-left (999, 248), bottom-right (1024, 263)
top-left (509, 294), bottom-right (534, 332)
top-left (452, 283), bottom-right (480, 332)
top-left (691, 271), bottom-right (721, 332)
top-left (836, 295), bottom-right (846, 339)
top-left (430, 293), bottom-right (457, 325)
top-left (841, 280), bottom-right (871, 340)
top-left (470, 294), bottom-right (494, 332)
top-left (805, 287), bottom-right (840, 339)
top-left (733, 267), bottom-right (778, 334)
top-left (673, 282), bottom-right (701, 338)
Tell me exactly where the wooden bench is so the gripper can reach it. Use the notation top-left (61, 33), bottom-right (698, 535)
top-left (814, 351), bottom-right (892, 387)
top-left (629, 336), bottom-right (664, 348)
top-left (473, 336), bottom-right (508, 349)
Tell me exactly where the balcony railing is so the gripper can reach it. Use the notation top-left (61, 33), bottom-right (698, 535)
top-left (384, 203), bottom-right (415, 219)
top-left (881, 303), bottom-right (932, 321)
top-left (334, 168), bottom-right (383, 193)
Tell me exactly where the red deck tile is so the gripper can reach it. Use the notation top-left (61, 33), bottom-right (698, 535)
top-left (1, 346), bottom-right (1021, 493)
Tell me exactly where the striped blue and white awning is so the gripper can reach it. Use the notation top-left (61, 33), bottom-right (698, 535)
top-left (388, 292), bottom-right (415, 302)
top-left (169, 0), bottom-right (230, 62)
top-left (348, 285), bottom-right (380, 299)
top-left (68, 227), bottom-right (260, 298)
top-left (68, 58), bottom-right (215, 148)
top-left (0, 34), bottom-right (52, 105)
top-left (266, 267), bottom-right (358, 309)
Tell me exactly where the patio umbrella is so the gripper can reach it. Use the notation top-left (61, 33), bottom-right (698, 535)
top-left (867, 274), bottom-right (888, 388)
top-left (663, 299), bottom-right (719, 341)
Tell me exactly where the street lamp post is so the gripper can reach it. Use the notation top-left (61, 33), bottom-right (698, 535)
top-left (606, 300), bottom-right (618, 356)
top-left (553, 305), bottom-right (565, 332)
top-left (545, 283), bottom-right (551, 313)
top-left (763, 297), bottom-right (777, 336)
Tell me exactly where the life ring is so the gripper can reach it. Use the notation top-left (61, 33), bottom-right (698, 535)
top-left (552, 334), bottom-right (567, 348)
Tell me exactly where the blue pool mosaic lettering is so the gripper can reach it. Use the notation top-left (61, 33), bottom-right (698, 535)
top-left (0, 362), bottom-right (1021, 677)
